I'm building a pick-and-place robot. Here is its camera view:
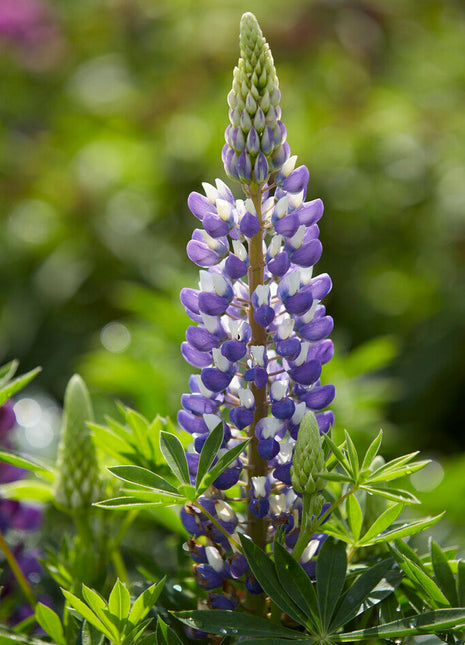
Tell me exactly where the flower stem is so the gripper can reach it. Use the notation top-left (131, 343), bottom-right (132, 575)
top-left (0, 528), bottom-right (37, 609)
top-left (245, 183), bottom-right (269, 616)
top-left (195, 502), bottom-right (241, 551)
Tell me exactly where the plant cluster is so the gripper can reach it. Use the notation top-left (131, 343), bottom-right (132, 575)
top-left (1, 12), bottom-right (464, 645)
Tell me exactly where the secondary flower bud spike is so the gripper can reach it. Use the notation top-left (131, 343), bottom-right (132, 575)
top-left (290, 410), bottom-right (326, 498)
top-left (224, 12), bottom-right (289, 184)
top-left (53, 374), bottom-right (102, 510)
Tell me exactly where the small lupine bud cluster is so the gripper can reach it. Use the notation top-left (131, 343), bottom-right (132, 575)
top-left (290, 411), bottom-right (326, 497)
top-left (222, 12), bottom-right (289, 184)
top-left (53, 375), bottom-right (102, 510)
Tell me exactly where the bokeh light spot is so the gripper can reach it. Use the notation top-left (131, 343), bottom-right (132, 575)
top-left (100, 322), bottom-right (131, 353)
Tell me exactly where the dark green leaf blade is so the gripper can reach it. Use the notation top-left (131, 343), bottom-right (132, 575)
top-left (431, 540), bottom-right (458, 606)
top-left (174, 610), bottom-right (305, 639)
top-left (273, 541), bottom-right (320, 629)
top-left (332, 608), bottom-right (465, 641)
top-left (316, 537), bottom-right (347, 629)
top-left (239, 535), bottom-right (310, 628)
top-left (159, 431), bottom-right (190, 485)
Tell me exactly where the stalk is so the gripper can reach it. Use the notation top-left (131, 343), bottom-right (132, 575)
top-left (0, 528), bottom-right (36, 609)
top-left (245, 183), bottom-right (269, 615)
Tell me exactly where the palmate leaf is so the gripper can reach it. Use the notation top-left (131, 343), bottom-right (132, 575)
top-left (333, 608), bottom-right (465, 641)
top-left (239, 535), bottom-right (310, 628)
top-left (174, 610), bottom-right (305, 640)
top-left (329, 559), bottom-right (394, 630)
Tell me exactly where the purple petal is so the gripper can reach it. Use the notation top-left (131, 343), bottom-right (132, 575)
top-left (299, 317), bottom-right (334, 342)
top-left (181, 342), bottom-right (212, 368)
top-left (181, 393), bottom-right (218, 415)
top-left (229, 406), bottom-right (254, 430)
top-left (282, 165), bottom-right (310, 193)
top-left (284, 291), bottom-right (314, 315)
top-left (289, 239), bottom-right (323, 268)
top-left (253, 151), bottom-right (269, 183)
top-left (224, 254), bottom-right (248, 280)
top-left (188, 192), bottom-right (216, 220)
top-left (300, 384), bottom-right (336, 410)
top-left (213, 465), bottom-right (241, 490)
top-left (271, 398), bottom-right (295, 419)
top-left (267, 251), bottom-right (290, 277)
top-left (187, 240), bottom-right (220, 267)
top-left (310, 273), bottom-right (332, 300)
top-left (203, 214), bottom-right (230, 238)
top-left (180, 288), bottom-right (200, 315)
top-left (290, 359), bottom-right (322, 386)
top-left (201, 368), bottom-right (233, 392)
top-left (274, 212), bottom-right (300, 238)
top-left (275, 338), bottom-right (301, 359)
top-left (237, 150), bottom-right (252, 182)
top-left (177, 410), bottom-right (209, 434)
top-left (273, 462), bottom-right (292, 486)
top-left (297, 199), bottom-right (324, 226)
top-left (240, 212), bottom-right (260, 238)
top-left (253, 305), bottom-right (275, 328)
top-left (221, 339), bottom-right (247, 362)
top-left (186, 326), bottom-right (219, 352)
top-left (198, 292), bottom-right (229, 316)
top-left (315, 410), bottom-right (334, 434)
top-left (257, 437), bottom-right (280, 460)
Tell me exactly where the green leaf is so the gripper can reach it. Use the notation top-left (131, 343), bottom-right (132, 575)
top-left (316, 537), bottom-right (347, 629)
top-left (94, 496), bottom-right (179, 510)
top-left (88, 422), bottom-right (133, 461)
top-left (318, 472), bottom-right (353, 483)
top-left (174, 610), bottom-right (305, 639)
top-left (0, 360), bottom-right (18, 387)
top-left (156, 618), bottom-right (184, 645)
top-left (369, 513), bottom-right (444, 544)
top-left (344, 430), bottom-right (359, 480)
top-left (35, 603), bottom-right (66, 645)
top-left (195, 422), bottom-right (223, 490)
top-left (347, 494), bottom-right (363, 542)
top-left (0, 627), bottom-right (50, 645)
top-left (458, 560), bottom-right (465, 606)
top-left (431, 540), bottom-right (458, 606)
top-left (330, 559), bottom-right (393, 630)
top-left (121, 618), bottom-right (152, 645)
top-left (239, 535), bottom-right (309, 628)
top-left (129, 578), bottom-right (165, 626)
top-left (0, 449), bottom-right (54, 483)
top-left (62, 589), bottom-right (116, 641)
top-left (361, 430), bottom-right (383, 471)
top-left (109, 579), bottom-right (131, 622)
top-left (323, 434), bottom-right (349, 473)
top-left (160, 431), bottom-right (190, 485)
top-left (367, 452), bottom-right (429, 483)
top-left (358, 503), bottom-right (403, 545)
top-left (81, 586), bottom-right (108, 623)
top-left (0, 479), bottom-right (53, 502)
top-left (197, 439), bottom-right (249, 494)
top-left (108, 465), bottom-right (180, 495)
top-left (360, 485), bottom-right (420, 504)
top-left (232, 640), bottom-right (316, 645)
top-left (332, 608), bottom-right (465, 641)
top-left (400, 558), bottom-right (450, 608)
top-left (0, 366), bottom-right (41, 406)
top-left (273, 541), bottom-right (320, 630)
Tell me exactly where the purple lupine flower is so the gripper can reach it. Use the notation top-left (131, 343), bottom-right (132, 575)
top-left (179, 12), bottom-right (334, 601)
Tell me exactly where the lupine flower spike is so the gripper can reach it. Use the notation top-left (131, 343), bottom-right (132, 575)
top-left (179, 12), bottom-right (335, 612)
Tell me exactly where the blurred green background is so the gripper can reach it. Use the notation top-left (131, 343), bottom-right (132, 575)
top-left (1, 0), bottom-right (464, 483)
